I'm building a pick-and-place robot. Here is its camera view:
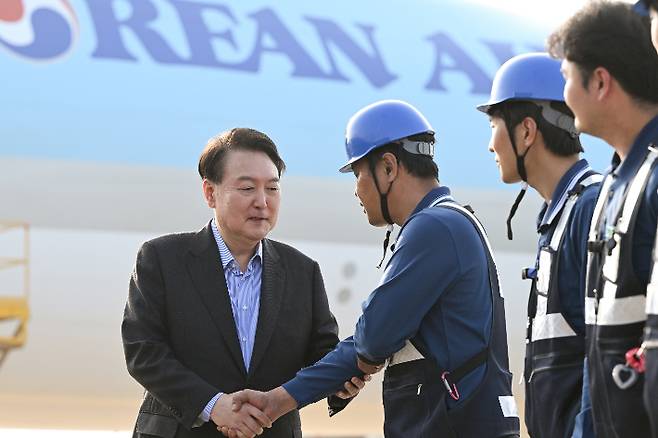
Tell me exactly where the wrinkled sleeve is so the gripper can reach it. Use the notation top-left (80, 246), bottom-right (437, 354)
top-left (282, 213), bottom-right (460, 407)
top-left (283, 337), bottom-right (361, 408)
top-left (354, 214), bottom-right (459, 364)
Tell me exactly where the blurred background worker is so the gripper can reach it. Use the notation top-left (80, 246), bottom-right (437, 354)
top-left (548, 2), bottom-right (658, 437)
top-left (477, 52), bottom-right (601, 438)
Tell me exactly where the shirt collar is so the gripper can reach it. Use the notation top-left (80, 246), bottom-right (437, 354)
top-left (211, 218), bottom-right (262, 270)
top-left (612, 114), bottom-right (658, 181)
top-left (537, 159), bottom-right (592, 231)
top-left (411, 186), bottom-right (453, 217)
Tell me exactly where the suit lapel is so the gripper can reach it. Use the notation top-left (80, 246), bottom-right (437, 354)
top-left (186, 223), bottom-right (247, 375)
top-left (248, 239), bottom-right (286, 377)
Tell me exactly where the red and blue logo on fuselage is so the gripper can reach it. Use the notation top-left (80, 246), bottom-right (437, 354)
top-left (0, 0), bottom-right (77, 61)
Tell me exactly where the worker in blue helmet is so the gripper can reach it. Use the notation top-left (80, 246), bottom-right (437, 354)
top-left (225, 100), bottom-right (520, 438)
top-left (477, 52), bottom-right (602, 438)
top-left (339, 99), bottom-right (438, 267)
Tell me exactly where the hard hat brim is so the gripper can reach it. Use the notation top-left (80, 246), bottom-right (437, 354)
top-left (338, 162), bottom-right (353, 173)
top-left (339, 154), bottom-right (364, 173)
top-left (476, 103), bottom-right (492, 113)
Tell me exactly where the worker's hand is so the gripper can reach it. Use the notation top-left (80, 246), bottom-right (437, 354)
top-left (220, 387), bottom-right (297, 437)
top-left (334, 375), bottom-right (371, 399)
top-left (211, 392), bottom-right (271, 438)
top-left (357, 357), bottom-right (385, 375)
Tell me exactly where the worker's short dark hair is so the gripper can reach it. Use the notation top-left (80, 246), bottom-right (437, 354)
top-left (547, 1), bottom-right (658, 105)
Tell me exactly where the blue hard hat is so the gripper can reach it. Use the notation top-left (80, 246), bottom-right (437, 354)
top-left (635, 0), bottom-right (649, 16)
top-left (477, 52), bottom-right (566, 114)
top-left (339, 100), bottom-right (434, 173)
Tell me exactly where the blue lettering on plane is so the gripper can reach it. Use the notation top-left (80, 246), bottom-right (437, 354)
top-left (83, 0), bottom-right (532, 94)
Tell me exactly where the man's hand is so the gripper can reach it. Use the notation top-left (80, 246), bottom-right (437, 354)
top-left (357, 357), bottom-right (385, 375)
top-left (334, 375), bottom-right (371, 399)
top-left (219, 387), bottom-right (298, 437)
top-left (211, 392), bottom-right (272, 438)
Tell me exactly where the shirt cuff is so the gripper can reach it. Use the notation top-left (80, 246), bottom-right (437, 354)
top-left (199, 392), bottom-right (222, 424)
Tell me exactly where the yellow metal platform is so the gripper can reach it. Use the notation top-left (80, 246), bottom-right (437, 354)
top-left (0, 222), bottom-right (30, 368)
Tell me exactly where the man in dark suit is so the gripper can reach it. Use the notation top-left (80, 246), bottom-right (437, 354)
top-left (122, 128), bottom-right (361, 438)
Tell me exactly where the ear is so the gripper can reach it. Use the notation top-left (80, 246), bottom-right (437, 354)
top-left (380, 152), bottom-right (399, 182)
top-left (520, 116), bottom-right (538, 147)
top-left (591, 67), bottom-right (612, 101)
top-left (202, 179), bottom-right (216, 208)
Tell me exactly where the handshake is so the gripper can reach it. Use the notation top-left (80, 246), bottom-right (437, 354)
top-left (211, 375), bottom-right (372, 438)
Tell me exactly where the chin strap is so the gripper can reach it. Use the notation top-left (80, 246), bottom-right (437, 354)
top-left (502, 109), bottom-right (532, 240)
top-left (369, 158), bottom-right (395, 268)
top-left (377, 224), bottom-right (394, 269)
top-left (506, 183), bottom-right (528, 240)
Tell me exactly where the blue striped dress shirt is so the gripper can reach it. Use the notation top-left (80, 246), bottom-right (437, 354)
top-left (200, 219), bottom-right (263, 423)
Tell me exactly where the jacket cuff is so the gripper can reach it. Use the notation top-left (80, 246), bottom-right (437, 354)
top-left (357, 352), bottom-right (385, 366)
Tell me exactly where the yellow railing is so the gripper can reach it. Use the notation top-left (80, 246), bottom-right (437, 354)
top-left (0, 222), bottom-right (30, 368)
